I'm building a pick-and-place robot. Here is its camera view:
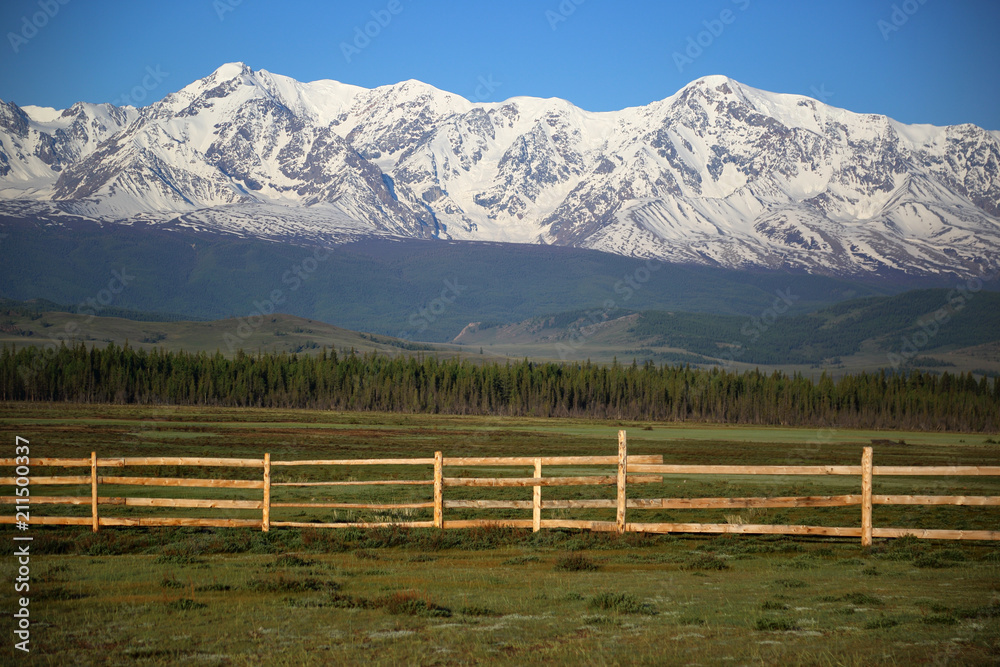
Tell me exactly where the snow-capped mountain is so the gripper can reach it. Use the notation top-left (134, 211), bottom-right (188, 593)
top-left (2, 62), bottom-right (998, 277)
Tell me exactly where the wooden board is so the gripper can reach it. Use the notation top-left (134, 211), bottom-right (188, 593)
top-left (271, 458), bottom-right (435, 466)
top-left (0, 515), bottom-right (93, 526)
top-left (533, 457), bottom-right (542, 533)
top-left (543, 499), bottom-right (616, 509)
top-left (872, 527), bottom-right (1000, 540)
top-left (98, 476), bottom-right (264, 489)
top-left (626, 522), bottom-right (864, 537)
top-left (269, 520), bottom-right (435, 529)
top-left (873, 495), bottom-right (1000, 506)
top-left (98, 517), bottom-right (262, 528)
top-left (0, 476), bottom-right (93, 485)
top-left (862, 447), bottom-right (873, 548)
top-left (874, 466), bottom-right (1000, 476)
top-left (626, 495), bottom-right (863, 509)
top-left (617, 430), bottom-right (627, 533)
top-left (433, 451), bottom-right (443, 529)
top-left (271, 501), bottom-right (433, 509)
top-left (541, 519), bottom-right (618, 532)
top-left (627, 464), bottom-right (862, 476)
top-left (272, 480), bottom-right (432, 487)
top-left (101, 457), bottom-right (265, 468)
top-left (0, 458), bottom-right (91, 467)
top-left (442, 475), bottom-right (661, 488)
top-left (443, 500), bottom-right (533, 509)
top-left (0, 495), bottom-right (92, 505)
top-left (117, 497), bottom-right (264, 509)
top-left (442, 455), bottom-right (663, 466)
top-left (442, 519), bottom-right (535, 529)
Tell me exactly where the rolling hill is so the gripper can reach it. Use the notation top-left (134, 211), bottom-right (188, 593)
top-left (3, 286), bottom-right (997, 379)
top-left (0, 217), bottom-right (897, 343)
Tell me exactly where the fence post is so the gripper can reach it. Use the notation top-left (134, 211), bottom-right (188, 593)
top-left (617, 430), bottom-right (627, 533)
top-left (533, 457), bottom-right (542, 532)
top-left (433, 451), bottom-right (443, 529)
top-left (861, 447), bottom-right (873, 547)
top-left (91, 451), bottom-right (98, 533)
top-left (262, 453), bottom-right (271, 532)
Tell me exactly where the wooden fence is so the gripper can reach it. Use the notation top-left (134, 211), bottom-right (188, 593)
top-left (3, 431), bottom-right (999, 545)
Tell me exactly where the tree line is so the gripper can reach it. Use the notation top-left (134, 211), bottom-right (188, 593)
top-left (2, 343), bottom-right (998, 431)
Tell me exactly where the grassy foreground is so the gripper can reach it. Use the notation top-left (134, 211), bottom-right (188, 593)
top-left (1, 403), bottom-right (998, 665)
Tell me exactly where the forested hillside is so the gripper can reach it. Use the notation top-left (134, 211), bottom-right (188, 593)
top-left (630, 289), bottom-right (1000, 365)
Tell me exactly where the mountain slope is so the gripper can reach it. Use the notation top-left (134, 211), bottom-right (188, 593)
top-left (1, 64), bottom-right (998, 277)
top-left (452, 289), bottom-right (1000, 375)
top-left (0, 216), bottom-right (888, 343)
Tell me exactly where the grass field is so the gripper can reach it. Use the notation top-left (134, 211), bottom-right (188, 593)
top-left (1, 403), bottom-right (998, 665)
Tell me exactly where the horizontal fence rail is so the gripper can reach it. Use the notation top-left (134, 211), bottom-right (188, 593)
top-left (1, 432), bottom-right (998, 545)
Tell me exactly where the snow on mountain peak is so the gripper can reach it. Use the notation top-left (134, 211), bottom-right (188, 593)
top-left (686, 74), bottom-right (738, 89)
top-left (0, 65), bottom-right (997, 278)
top-left (210, 61), bottom-right (253, 80)
top-left (21, 105), bottom-right (63, 123)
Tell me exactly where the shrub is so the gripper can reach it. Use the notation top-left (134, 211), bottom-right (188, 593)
top-left (682, 554), bottom-right (729, 571)
top-left (33, 585), bottom-right (87, 602)
top-left (194, 582), bottom-right (231, 592)
top-left (761, 600), bottom-right (789, 611)
top-left (327, 593), bottom-right (371, 609)
top-left (166, 598), bottom-right (207, 611)
top-left (755, 617), bottom-right (799, 631)
top-left (407, 554), bottom-right (437, 563)
top-left (865, 615), bottom-right (901, 630)
top-left (922, 613), bottom-right (958, 625)
top-left (841, 592), bottom-right (884, 606)
top-left (677, 614), bottom-right (708, 626)
top-left (584, 615), bottom-right (623, 626)
top-left (502, 555), bottom-right (540, 566)
top-left (875, 535), bottom-right (924, 561)
top-left (587, 592), bottom-right (656, 615)
top-left (913, 553), bottom-right (955, 569)
top-left (154, 554), bottom-right (203, 565)
top-left (935, 548), bottom-right (967, 562)
top-left (773, 578), bottom-right (808, 589)
top-left (554, 554), bottom-right (599, 572)
top-left (269, 554), bottom-right (314, 568)
top-left (961, 601), bottom-right (1000, 619)
top-left (373, 591), bottom-right (452, 618)
top-left (247, 576), bottom-right (339, 593)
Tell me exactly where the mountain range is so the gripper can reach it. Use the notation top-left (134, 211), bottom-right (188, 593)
top-left (2, 62), bottom-right (999, 279)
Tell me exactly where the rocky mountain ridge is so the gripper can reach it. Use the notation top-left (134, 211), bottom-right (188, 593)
top-left (2, 62), bottom-right (998, 278)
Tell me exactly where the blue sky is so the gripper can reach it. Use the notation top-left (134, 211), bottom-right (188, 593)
top-left (1, 0), bottom-right (998, 129)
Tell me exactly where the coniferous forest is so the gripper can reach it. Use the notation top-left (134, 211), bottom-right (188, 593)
top-left (3, 342), bottom-right (998, 432)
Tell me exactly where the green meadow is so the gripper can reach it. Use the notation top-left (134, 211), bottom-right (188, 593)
top-left (1, 403), bottom-right (998, 665)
